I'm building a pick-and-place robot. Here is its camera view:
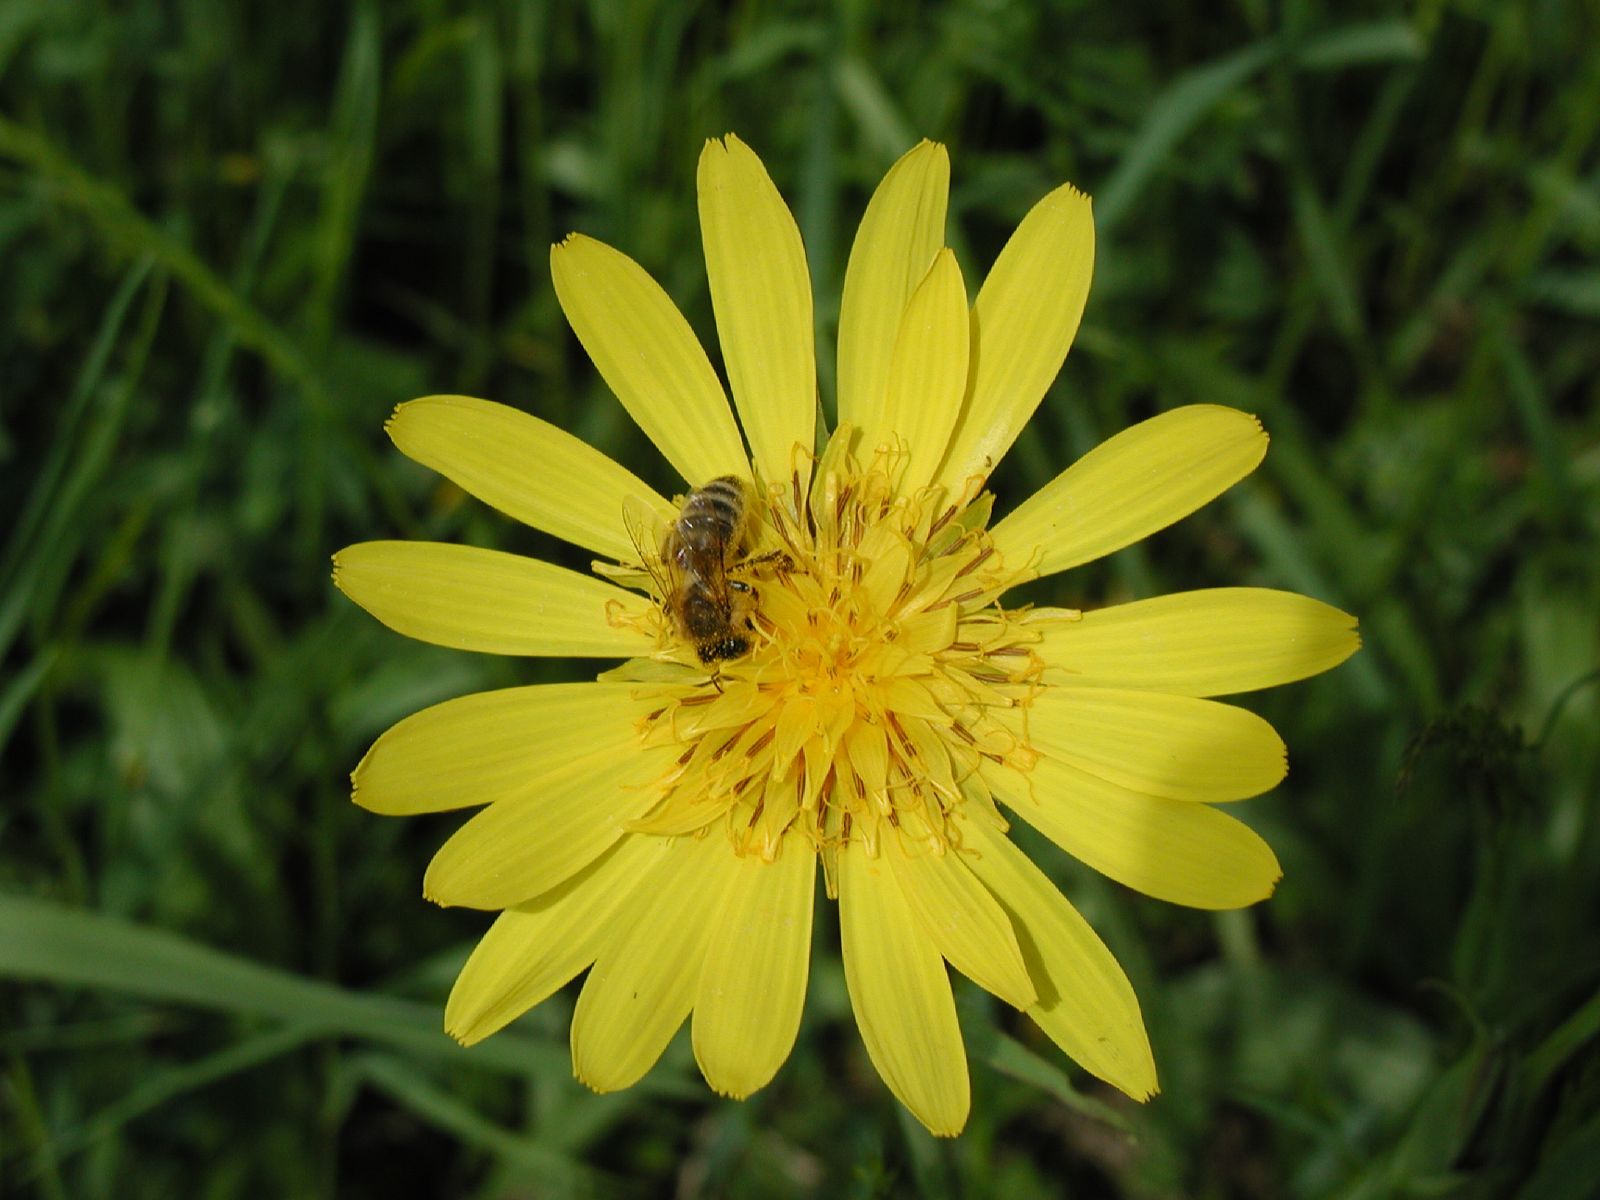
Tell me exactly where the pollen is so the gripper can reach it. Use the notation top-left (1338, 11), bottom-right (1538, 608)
top-left (628, 427), bottom-right (1069, 890)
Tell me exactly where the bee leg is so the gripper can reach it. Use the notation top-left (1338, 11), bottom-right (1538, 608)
top-left (732, 550), bottom-right (793, 577)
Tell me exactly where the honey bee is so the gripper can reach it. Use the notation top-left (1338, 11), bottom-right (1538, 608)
top-left (626, 475), bottom-right (776, 664)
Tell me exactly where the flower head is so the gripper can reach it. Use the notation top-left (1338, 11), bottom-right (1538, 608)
top-left (334, 135), bottom-right (1359, 1135)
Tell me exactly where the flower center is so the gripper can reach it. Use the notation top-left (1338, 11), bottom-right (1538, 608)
top-left (615, 429), bottom-right (1069, 889)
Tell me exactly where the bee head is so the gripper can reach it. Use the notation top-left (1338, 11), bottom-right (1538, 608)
top-left (698, 634), bottom-right (751, 663)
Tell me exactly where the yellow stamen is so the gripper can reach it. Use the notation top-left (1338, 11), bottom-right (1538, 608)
top-left (622, 427), bottom-right (1080, 886)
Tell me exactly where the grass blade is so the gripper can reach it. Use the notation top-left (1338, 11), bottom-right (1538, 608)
top-left (0, 896), bottom-right (573, 1078)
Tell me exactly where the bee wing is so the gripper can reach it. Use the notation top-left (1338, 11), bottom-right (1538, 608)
top-left (622, 494), bottom-right (677, 600)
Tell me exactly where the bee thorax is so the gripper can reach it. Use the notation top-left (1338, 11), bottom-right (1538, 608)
top-left (681, 586), bottom-right (733, 639)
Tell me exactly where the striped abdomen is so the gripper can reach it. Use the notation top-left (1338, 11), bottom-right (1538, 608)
top-left (669, 475), bottom-right (750, 567)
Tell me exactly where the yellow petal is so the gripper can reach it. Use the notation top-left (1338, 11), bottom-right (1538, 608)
top-left (386, 394), bottom-right (674, 561)
top-left (1021, 687), bottom-right (1286, 802)
top-left (990, 406), bottom-right (1268, 581)
top-left (332, 541), bottom-right (655, 657)
top-left (698, 134), bottom-right (816, 484)
top-left (571, 834), bottom-right (736, 1091)
top-left (423, 745), bottom-right (673, 910)
top-left (934, 181), bottom-right (1094, 492)
top-left (879, 250), bottom-right (970, 494)
top-left (838, 844), bottom-right (969, 1137)
top-left (1036, 588), bottom-right (1360, 696)
top-left (550, 233), bottom-right (747, 485)
top-left (884, 830), bottom-right (1036, 1011)
top-left (354, 682), bottom-right (656, 814)
top-left (838, 141), bottom-right (950, 438)
top-left (444, 834), bottom-right (664, 1045)
top-left (692, 838), bottom-right (816, 1098)
top-left (991, 756), bottom-right (1282, 909)
top-left (959, 815), bottom-right (1157, 1100)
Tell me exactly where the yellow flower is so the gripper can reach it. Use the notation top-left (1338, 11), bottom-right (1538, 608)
top-left (334, 135), bottom-right (1359, 1136)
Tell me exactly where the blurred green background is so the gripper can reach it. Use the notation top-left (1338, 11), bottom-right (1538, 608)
top-left (4, 1), bottom-right (1598, 1196)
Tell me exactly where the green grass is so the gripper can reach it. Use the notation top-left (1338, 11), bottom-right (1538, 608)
top-left (4, 1), bottom-right (1599, 1196)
